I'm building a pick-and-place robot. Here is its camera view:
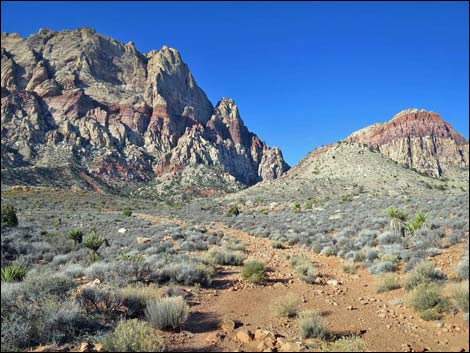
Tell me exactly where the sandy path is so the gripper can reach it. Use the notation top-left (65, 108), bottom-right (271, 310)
top-left (135, 213), bottom-right (469, 352)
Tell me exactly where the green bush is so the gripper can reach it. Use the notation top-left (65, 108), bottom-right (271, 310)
top-left (122, 209), bottom-right (133, 217)
top-left (342, 262), bottom-right (356, 274)
top-left (404, 261), bottom-right (446, 291)
top-left (76, 285), bottom-right (123, 315)
top-left (206, 247), bottom-right (244, 266)
top-left (145, 296), bottom-right (189, 330)
top-left (226, 205), bottom-right (240, 217)
top-left (103, 319), bottom-right (164, 352)
top-left (376, 273), bottom-right (401, 293)
top-left (83, 231), bottom-right (109, 262)
top-left (241, 260), bottom-right (266, 284)
top-left (272, 294), bottom-right (300, 318)
top-left (449, 281), bottom-right (469, 313)
top-left (272, 241), bottom-right (287, 249)
top-left (1, 205), bottom-right (18, 227)
top-left (290, 256), bottom-right (317, 284)
top-left (407, 284), bottom-right (448, 320)
top-left (67, 229), bottom-right (83, 245)
top-left (323, 336), bottom-right (366, 352)
top-left (298, 310), bottom-right (329, 339)
top-left (1, 264), bottom-right (28, 282)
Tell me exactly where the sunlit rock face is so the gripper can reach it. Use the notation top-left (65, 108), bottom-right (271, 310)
top-left (347, 108), bottom-right (469, 177)
top-left (1, 28), bottom-right (289, 190)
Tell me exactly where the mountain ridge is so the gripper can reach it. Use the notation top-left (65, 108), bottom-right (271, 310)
top-left (0, 28), bottom-right (289, 195)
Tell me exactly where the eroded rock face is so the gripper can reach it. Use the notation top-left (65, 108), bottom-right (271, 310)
top-left (1, 28), bottom-right (288, 190)
top-left (347, 109), bottom-right (469, 177)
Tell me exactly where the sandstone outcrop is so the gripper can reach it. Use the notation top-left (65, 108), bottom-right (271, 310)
top-left (1, 28), bottom-right (289, 192)
top-left (346, 109), bottom-right (469, 177)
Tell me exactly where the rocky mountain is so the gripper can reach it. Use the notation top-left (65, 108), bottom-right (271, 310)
top-left (1, 28), bottom-right (289, 193)
top-left (346, 109), bottom-right (469, 177)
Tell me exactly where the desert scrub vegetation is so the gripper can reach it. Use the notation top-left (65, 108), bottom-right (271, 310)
top-left (206, 246), bottom-right (244, 266)
top-left (290, 255), bottom-right (317, 284)
top-left (446, 281), bottom-right (469, 314)
top-left (404, 261), bottom-right (446, 291)
top-left (67, 228), bottom-right (83, 245)
top-left (83, 230), bottom-right (109, 262)
top-left (1, 263), bottom-right (28, 282)
top-left (272, 240), bottom-right (287, 249)
top-left (145, 296), bottom-right (189, 330)
top-left (407, 284), bottom-right (449, 321)
top-left (342, 262), bottom-right (356, 274)
top-left (376, 273), bottom-right (401, 293)
top-left (76, 285), bottom-right (124, 315)
top-left (322, 336), bottom-right (366, 352)
top-left (102, 319), bottom-right (164, 352)
top-left (121, 283), bottom-right (162, 317)
top-left (272, 294), bottom-right (300, 318)
top-left (226, 204), bottom-right (240, 216)
top-left (122, 208), bottom-right (133, 217)
top-left (298, 310), bottom-right (329, 339)
top-left (1, 204), bottom-right (18, 227)
top-left (241, 259), bottom-right (266, 283)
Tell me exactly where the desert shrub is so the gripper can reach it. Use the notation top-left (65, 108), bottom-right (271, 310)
top-left (225, 240), bottom-right (246, 251)
top-left (448, 281), bottom-right (469, 313)
top-left (407, 284), bottom-right (448, 320)
top-left (206, 247), bottom-right (244, 266)
top-left (67, 229), bottom-right (83, 245)
top-left (323, 336), bottom-right (366, 352)
top-left (290, 256), bottom-right (317, 284)
top-left (404, 261), bottom-right (446, 291)
top-left (457, 255), bottom-right (469, 280)
top-left (121, 284), bottom-right (161, 318)
top-left (378, 231), bottom-right (401, 245)
top-left (1, 205), bottom-right (18, 227)
top-left (272, 294), bottom-right (300, 318)
top-left (226, 205), bottom-right (240, 217)
top-left (272, 241), bottom-right (287, 249)
top-left (376, 273), bottom-right (401, 293)
top-left (159, 261), bottom-right (213, 286)
top-left (21, 272), bottom-right (74, 300)
top-left (83, 231), bottom-right (108, 262)
top-left (102, 319), bottom-right (164, 352)
top-left (368, 261), bottom-right (396, 274)
top-left (298, 310), bottom-right (329, 339)
top-left (447, 230), bottom-right (465, 246)
top-left (145, 296), bottom-right (189, 330)
top-left (122, 209), bottom-right (133, 217)
top-left (1, 264), bottom-right (28, 282)
top-left (320, 246), bottom-right (334, 257)
top-left (76, 285), bottom-right (123, 315)
top-left (1, 296), bottom-right (92, 350)
top-left (241, 260), bottom-right (266, 284)
top-left (343, 262), bottom-right (356, 274)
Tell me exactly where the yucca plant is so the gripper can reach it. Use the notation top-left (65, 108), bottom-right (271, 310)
top-left (1, 205), bottom-right (18, 227)
top-left (67, 228), bottom-right (84, 245)
top-left (1, 263), bottom-right (28, 282)
top-left (84, 230), bottom-right (109, 262)
top-left (386, 207), bottom-right (408, 237)
top-left (405, 211), bottom-right (428, 236)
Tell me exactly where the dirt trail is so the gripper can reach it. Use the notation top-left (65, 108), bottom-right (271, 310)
top-left (135, 213), bottom-right (469, 352)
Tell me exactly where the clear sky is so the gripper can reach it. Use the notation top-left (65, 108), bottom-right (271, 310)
top-left (1, 1), bottom-right (468, 166)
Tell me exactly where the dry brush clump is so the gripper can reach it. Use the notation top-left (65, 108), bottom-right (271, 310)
top-left (241, 259), bottom-right (266, 284)
top-left (272, 294), bottom-right (300, 318)
top-left (298, 310), bottom-right (329, 339)
top-left (144, 296), bottom-right (189, 330)
top-left (102, 319), bottom-right (164, 352)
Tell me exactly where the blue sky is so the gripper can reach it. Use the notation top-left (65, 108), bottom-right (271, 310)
top-left (1, 1), bottom-right (468, 166)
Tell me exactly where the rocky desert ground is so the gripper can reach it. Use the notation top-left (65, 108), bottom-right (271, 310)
top-left (1, 27), bottom-right (469, 352)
